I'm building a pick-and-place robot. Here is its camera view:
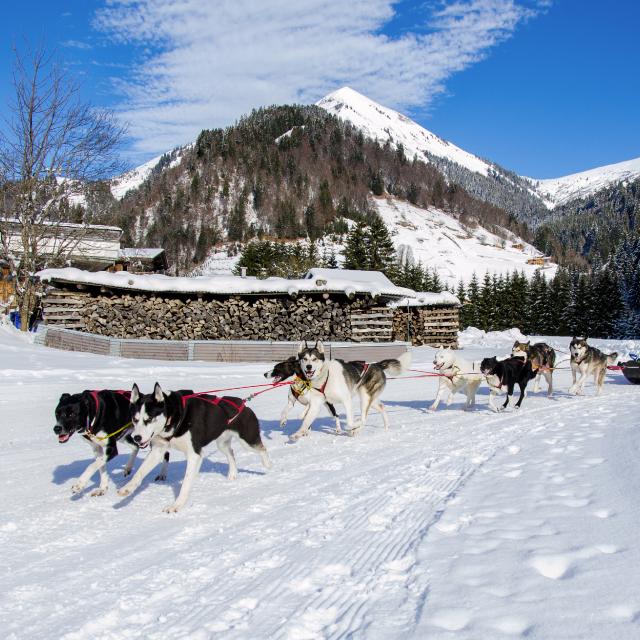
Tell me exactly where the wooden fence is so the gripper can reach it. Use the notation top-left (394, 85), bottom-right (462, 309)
top-left (34, 326), bottom-right (410, 363)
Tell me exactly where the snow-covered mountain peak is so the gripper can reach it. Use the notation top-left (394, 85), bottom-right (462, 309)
top-left (528, 156), bottom-right (640, 207)
top-left (317, 87), bottom-right (494, 178)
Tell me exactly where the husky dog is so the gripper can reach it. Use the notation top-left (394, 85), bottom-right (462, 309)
top-left (512, 340), bottom-right (556, 396)
top-left (296, 341), bottom-right (411, 438)
top-left (119, 383), bottom-right (271, 512)
top-left (569, 337), bottom-right (618, 395)
top-left (52, 389), bottom-right (169, 497)
top-left (429, 347), bottom-right (482, 411)
top-left (480, 356), bottom-right (537, 412)
top-left (264, 356), bottom-right (341, 433)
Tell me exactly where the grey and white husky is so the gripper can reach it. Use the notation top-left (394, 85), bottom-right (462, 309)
top-left (295, 341), bottom-right (411, 437)
top-left (569, 337), bottom-right (618, 395)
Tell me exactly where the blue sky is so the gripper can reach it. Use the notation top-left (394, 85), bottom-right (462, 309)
top-left (1, 1), bottom-right (638, 178)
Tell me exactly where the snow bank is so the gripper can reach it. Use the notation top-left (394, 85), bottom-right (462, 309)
top-left (459, 327), bottom-right (640, 362)
top-left (459, 327), bottom-right (528, 349)
top-left (37, 267), bottom-right (415, 300)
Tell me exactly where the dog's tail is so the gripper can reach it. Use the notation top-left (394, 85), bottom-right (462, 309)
top-left (607, 352), bottom-right (619, 366)
top-left (377, 351), bottom-right (412, 376)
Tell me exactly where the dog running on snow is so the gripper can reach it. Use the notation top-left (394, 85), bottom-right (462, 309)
top-left (430, 347), bottom-right (482, 411)
top-left (511, 340), bottom-right (556, 396)
top-left (264, 356), bottom-right (341, 434)
top-left (480, 356), bottom-right (537, 412)
top-left (119, 383), bottom-right (271, 512)
top-left (569, 337), bottom-right (618, 395)
top-left (53, 389), bottom-right (170, 497)
top-left (294, 341), bottom-right (411, 437)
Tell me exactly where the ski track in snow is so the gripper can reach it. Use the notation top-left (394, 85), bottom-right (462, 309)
top-left (1, 328), bottom-right (640, 639)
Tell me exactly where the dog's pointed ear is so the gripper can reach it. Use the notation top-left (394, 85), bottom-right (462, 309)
top-left (130, 383), bottom-right (140, 404)
top-left (298, 341), bottom-right (306, 354)
top-left (59, 392), bottom-right (71, 401)
top-left (316, 341), bottom-right (325, 354)
top-left (525, 341), bottom-right (530, 346)
top-left (153, 382), bottom-right (164, 403)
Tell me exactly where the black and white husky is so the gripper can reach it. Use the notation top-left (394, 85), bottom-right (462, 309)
top-left (480, 356), bottom-right (537, 412)
top-left (119, 383), bottom-right (271, 512)
top-left (53, 389), bottom-right (169, 497)
top-left (569, 337), bottom-right (618, 395)
top-left (264, 356), bottom-right (341, 434)
top-left (295, 341), bottom-right (411, 437)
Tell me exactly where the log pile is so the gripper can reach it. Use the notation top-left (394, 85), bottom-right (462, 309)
top-left (77, 293), bottom-right (375, 341)
top-left (393, 306), bottom-right (459, 348)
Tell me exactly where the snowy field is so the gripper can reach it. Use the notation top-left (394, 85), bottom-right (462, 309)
top-left (1, 324), bottom-right (640, 639)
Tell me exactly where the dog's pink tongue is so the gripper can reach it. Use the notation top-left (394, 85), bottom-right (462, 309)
top-left (58, 434), bottom-right (70, 443)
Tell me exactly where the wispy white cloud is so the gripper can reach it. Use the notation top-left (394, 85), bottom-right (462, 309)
top-left (94, 0), bottom-right (543, 158)
top-left (61, 39), bottom-right (93, 50)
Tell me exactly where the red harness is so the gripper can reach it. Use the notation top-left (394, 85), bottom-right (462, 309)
top-left (178, 393), bottom-right (247, 424)
top-left (85, 389), bottom-right (131, 434)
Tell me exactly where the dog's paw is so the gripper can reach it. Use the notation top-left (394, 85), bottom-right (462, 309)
top-left (279, 420), bottom-right (287, 429)
top-left (428, 404), bottom-right (437, 412)
top-left (227, 470), bottom-right (238, 481)
top-left (122, 467), bottom-right (133, 477)
top-left (90, 488), bottom-right (107, 497)
top-left (163, 503), bottom-right (181, 514)
top-left (155, 473), bottom-right (167, 482)
top-left (71, 483), bottom-right (85, 494)
top-left (117, 486), bottom-right (133, 497)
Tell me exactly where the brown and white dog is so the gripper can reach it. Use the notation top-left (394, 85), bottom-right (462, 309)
top-left (511, 340), bottom-right (556, 396)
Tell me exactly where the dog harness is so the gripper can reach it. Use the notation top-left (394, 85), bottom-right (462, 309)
top-left (179, 394), bottom-right (247, 424)
top-left (84, 389), bottom-right (133, 441)
top-left (291, 375), bottom-right (313, 399)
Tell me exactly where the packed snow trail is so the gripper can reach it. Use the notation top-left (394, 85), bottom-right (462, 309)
top-left (1, 326), bottom-right (639, 639)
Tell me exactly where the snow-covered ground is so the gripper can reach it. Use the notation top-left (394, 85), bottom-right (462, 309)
top-left (376, 197), bottom-right (556, 286)
top-left (2, 323), bottom-right (640, 640)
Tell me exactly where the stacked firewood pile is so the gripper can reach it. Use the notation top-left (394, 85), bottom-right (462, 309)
top-left (79, 293), bottom-right (377, 341)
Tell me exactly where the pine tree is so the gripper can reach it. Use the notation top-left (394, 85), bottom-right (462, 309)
top-left (343, 222), bottom-right (369, 270)
top-left (465, 273), bottom-right (481, 329)
top-left (366, 215), bottom-right (397, 277)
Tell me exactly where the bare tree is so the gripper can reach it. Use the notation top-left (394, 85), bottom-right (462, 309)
top-left (0, 42), bottom-right (126, 329)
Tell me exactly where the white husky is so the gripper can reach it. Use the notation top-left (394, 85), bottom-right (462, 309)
top-left (429, 347), bottom-right (482, 411)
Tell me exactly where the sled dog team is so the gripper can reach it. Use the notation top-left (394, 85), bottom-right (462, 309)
top-left (53, 337), bottom-right (618, 511)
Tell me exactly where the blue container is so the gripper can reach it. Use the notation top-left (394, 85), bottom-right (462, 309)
top-left (9, 310), bottom-right (21, 329)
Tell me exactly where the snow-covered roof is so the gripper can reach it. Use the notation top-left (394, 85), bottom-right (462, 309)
top-left (389, 291), bottom-right (460, 308)
top-left (118, 248), bottom-right (165, 260)
top-left (37, 267), bottom-right (415, 300)
top-left (0, 217), bottom-right (122, 233)
top-left (304, 268), bottom-right (395, 286)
